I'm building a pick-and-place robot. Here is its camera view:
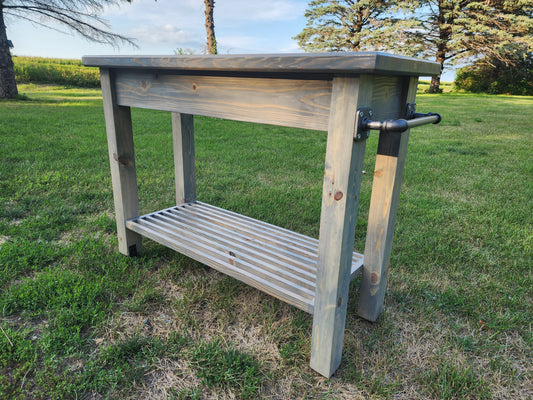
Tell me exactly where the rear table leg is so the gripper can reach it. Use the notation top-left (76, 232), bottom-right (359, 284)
top-left (357, 77), bottom-right (418, 321)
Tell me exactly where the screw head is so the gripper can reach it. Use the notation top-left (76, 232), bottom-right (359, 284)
top-left (369, 110), bottom-right (373, 116)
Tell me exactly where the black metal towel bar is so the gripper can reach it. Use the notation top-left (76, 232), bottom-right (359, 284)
top-left (356, 103), bottom-right (442, 140)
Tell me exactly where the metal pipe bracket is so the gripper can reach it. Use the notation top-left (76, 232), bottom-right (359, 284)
top-left (355, 103), bottom-right (441, 141)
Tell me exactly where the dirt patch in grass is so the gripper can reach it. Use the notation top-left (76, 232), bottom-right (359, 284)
top-left (86, 263), bottom-right (532, 399)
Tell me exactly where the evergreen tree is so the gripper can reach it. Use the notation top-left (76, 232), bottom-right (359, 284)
top-left (294, 0), bottom-right (417, 54)
top-left (0, 0), bottom-right (135, 98)
top-left (294, 1), bottom-right (533, 93)
top-left (405, 0), bottom-right (533, 92)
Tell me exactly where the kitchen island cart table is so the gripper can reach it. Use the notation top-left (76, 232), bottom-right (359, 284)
top-left (83, 52), bottom-right (440, 377)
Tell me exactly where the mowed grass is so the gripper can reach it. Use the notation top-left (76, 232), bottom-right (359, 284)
top-left (1, 83), bottom-right (531, 399)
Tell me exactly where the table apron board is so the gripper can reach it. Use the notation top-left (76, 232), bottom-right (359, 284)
top-left (110, 69), bottom-right (406, 131)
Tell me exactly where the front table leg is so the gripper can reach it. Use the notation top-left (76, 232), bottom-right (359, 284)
top-left (311, 76), bottom-right (374, 377)
top-left (100, 68), bottom-right (142, 256)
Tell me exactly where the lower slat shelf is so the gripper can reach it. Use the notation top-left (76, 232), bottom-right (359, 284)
top-left (126, 201), bottom-right (364, 314)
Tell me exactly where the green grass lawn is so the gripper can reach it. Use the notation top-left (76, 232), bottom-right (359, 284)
top-left (1, 83), bottom-right (531, 399)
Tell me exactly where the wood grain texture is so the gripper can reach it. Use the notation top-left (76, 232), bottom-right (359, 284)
top-left (100, 68), bottom-right (142, 256)
top-left (82, 52), bottom-right (440, 77)
top-left (172, 113), bottom-right (196, 205)
top-left (370, 76), bottom-right (404, 120)
top-left (114, 71), bottom-right (332, 130)
top-left (357, 76), bottom-right (419, 322)
top-left (126, 202), bottom-right (364, 314)
top-left (310, 75), bottom-right (375, 378)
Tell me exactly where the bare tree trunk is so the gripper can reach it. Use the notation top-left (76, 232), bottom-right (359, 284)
top-left (204, 0), bottom-right (217, 55)
top-left (0, 6), bottom-right (18, 99)
top-left (429, 1), bottom-right (452, 94)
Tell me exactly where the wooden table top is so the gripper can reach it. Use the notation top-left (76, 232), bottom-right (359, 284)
top-left (82, 52), bottom-right (440, 77)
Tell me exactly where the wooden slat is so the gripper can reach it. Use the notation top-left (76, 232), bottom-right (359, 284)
top-left (196, 203), bottom-right (364, 273)
top-left (160, 208), bottom-right (317, 279)
top-left (192, 203), bottom-right (319, 258)
top-left (114, 71), bottom-right (332, 131)
top-left (126, 202), bottom-right (364, 314)
top-left (128, 217), bottom-right (315, 313)
top-left (153, 211), bottom-right (316, 287)
top-left (137, 216), bottom-right (316, 296)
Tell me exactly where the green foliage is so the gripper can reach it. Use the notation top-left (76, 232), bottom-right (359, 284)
top-left (294, 1), bottom-right (533, 92)
top-left (1, 268), bottom-right (109, 317)
top-left (422, 360), bottom-right (492, 400)
top-left (0, 325), bottom-right (34, 368)
top-left (294, 0), bottom-right (416, 53)
top-left (13, 56), bottom-right (100, 87)
top-left (0, 239), bottom-right (64, 288)
top-left (188, 338), bottom-right (263, 398)
top-left (0, 269), bottom-right (111, 355)
top-left (0, 325), bottom-right (35, 399)
top-left (454, 52), bottom-right (533, 95)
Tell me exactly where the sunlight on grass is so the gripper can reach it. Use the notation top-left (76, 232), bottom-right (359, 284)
top-left (0, 84), bottom-right (531, 399)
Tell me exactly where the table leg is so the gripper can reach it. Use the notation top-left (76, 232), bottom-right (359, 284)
top-left (357, 77), bottom-right (418, 321)
top-left (310, 75), bottom-right (374, 377)
top-left (100, 68), bottom-right (142, 256)
top-left (172, 113), bottom-right (196, 205)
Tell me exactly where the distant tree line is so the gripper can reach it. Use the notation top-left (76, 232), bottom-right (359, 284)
top-left (2, 1), bottom-right (531, 97)
top-left (294, 1), bottom-right (533, 94)
top-left (455, 51), bottom-right (533, 96)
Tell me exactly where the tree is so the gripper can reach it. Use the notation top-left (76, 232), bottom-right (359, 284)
top-left (405, 1), bottom-right (533, 93)
top-left (294, 0), bottom-right (417, 53)
top-left (454, 51), bottom-right (533, 95)
top-left (204, 0), bottom-right (216, 54)
top-left (0, 0), bottom-right (135, 99)
top-left (294, 1), bottom-right (533, 94)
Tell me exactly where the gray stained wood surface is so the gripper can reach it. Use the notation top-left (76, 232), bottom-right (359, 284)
top-left (100, 69), bottom-right (142, 256)
top-left (82, 52), bottom-right (440, 77)
top-left (357, 76), bottom-right (420, 321)
top-left (90, 52), bottom-right (440, 378)
top-left (102, 71), bottom-right (406, 132)
top-left (126, 202), bottom-right (364, 314)
top-left (172, 112), bottom-right (196, 204)
top-left (115, 72), bottom-right (332, 131)
top-left (310, 75), bottom-right (374, 377)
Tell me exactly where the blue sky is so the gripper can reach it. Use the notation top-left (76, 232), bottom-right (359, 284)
top-left (6, 0), bottom-right (454, 80)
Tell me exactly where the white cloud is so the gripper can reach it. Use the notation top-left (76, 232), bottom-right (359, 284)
top-left (216, 0), bottom-right (307, 22)
top-left (130, 24), bottom-right (202, 47)
top-left (216, 35), bottom-right (261, 54)
top-left (8, 0), bottom-right (307, 58)
top-left (112, 1), bottom-right (307, 54)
